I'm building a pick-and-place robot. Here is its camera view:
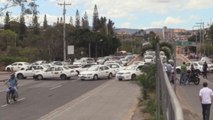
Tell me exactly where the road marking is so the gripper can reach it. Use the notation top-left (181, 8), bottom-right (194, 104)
top-left (18, 97), bottom-right (25, 102)
top-left (0, 90), bottom-right (6, 93)
top-left (49, 85), bottom-right (62, 90)
top-left (1, 104), bottom-right (8, 108)
top-left (38, 80), bottom-right (114, 120)
top-left (1, 97), bottom-right (25, 108)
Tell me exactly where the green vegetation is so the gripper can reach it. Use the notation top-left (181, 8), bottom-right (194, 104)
top-left (0, 2), bottom-right (121, 63)
top-left (136, 64), bottom-right (163, 120)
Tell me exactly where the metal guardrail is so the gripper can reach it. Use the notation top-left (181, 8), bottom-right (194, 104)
top-left (156, 44), bottom-right (184, 120)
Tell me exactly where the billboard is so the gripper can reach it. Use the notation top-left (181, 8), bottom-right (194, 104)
top-left (67, 45), bottom-right (74, 55)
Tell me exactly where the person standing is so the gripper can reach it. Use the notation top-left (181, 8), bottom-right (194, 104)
top-left (203, 61), bottom-right (208, 79)
top-left (165, 63), bottom-right (173, 82)
top-left (180, 62), bottom-right (187, 85)
top-left (199, 82), bottom-right (213, 120)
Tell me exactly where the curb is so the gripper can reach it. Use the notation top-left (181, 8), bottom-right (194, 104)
top-left (124, 97), bottom-right (139, 120)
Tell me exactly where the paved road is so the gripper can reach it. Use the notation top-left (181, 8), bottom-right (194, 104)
top-left (0, 76), bottom-right (139, 120)
top-left (176, 56), bottom-right (213, 120)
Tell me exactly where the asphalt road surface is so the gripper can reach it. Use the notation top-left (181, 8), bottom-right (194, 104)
top-left (176, 58), bottom-right (213, 120)
top-left (0, 76), bottom-right (108, 120)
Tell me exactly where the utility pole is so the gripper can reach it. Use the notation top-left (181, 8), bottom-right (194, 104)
top-left (58, 1), bottom-right (71, 61)
top-left (193, 25), bottom-right (201, 56)
top-left (196, 22), bottom-right (205, 57)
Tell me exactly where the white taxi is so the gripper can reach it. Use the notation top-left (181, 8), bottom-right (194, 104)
top-left (116, 64), bottom-right (144, 81)
top-left (15, 65), bottom-right (49, 79)
top-left (78, 65), bottom-right (114, 80)
top-left (33, 66), bottom-right (78, 80)
top-left (5, 62), bottom-right (30, 71)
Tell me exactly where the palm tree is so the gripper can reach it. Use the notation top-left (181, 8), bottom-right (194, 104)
top-left (141, 32), bottom-right (173, 60)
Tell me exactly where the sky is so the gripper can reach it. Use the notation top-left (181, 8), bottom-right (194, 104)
top-left (0, 0), bottom-right (213, 30)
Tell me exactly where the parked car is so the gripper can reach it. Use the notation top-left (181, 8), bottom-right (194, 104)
top-left (73, 57), bottom-right (96, 65)
top-left (106, 63), bottom-right (125, 75)
top-left (176, 61), bottom-right (209, 74)
top-left (5, 62), bottom-right (30, 71)
top-left (33, 66), bottom-right (78, 80)
top-left (74, 63), bottom-right (97, 75)
top-left (116, 64), bottom-right (144, 81)
top-left (144, 55), bottom-right (154, 64)
top-left (78, 65), bottom-right (114, 80)
top-left (15, 65), bottom-right (49, 79)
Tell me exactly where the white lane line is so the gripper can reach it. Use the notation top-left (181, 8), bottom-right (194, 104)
top-left (49, 85), bottom-right (62, 90)
top-left (0, 90), bottom-right (6, 93)
top-left (1, 97), bottom-right (25, 108)
top-left (38, 80), bottom-right (114, 120)
top-left (1, 104), bottom-right (8, 108)
top-left (17, 97), bottom-right (25, 102)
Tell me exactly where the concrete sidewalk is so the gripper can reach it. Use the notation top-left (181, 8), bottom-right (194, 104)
top-left (38, 79), bottom-right (141, 120)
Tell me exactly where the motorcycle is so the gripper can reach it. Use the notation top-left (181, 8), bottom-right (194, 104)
top-left (6, 87), bottom-right (18, 104)
top-left (186, 71), bottom-right (200, 85)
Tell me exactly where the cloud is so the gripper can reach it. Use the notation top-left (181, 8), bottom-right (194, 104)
top-left (120, 22), bottom-right (131, 28)
top-left (151, 17), bottom-right (184, 27)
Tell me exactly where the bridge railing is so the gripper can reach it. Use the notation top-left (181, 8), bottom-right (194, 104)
top-left (156, 44), bottom-right (184, 120)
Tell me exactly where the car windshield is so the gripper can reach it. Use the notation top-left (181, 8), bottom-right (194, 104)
top-left (87, 66), bottom-right (98, 71)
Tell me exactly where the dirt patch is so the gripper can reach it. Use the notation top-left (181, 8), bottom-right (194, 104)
top-left (131, 104), bottom-right (149, 120)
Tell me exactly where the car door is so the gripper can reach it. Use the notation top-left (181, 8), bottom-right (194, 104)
top-left (98, 66), bottom-right (105, 78)
top-left (17, 63), bottom-right (24, 71)
top-left (24, 66), bottom-right (35, 77)
top-left (135, 65), bottom-right (143, 76)
top-left (11, 63), bottom-right (18, 71)
top-left (54, 67), bottom-right (63, 78)
top-left (103, 66), bottom-right (110, 78)
top-left (44, 67), bottom-right (56, 78)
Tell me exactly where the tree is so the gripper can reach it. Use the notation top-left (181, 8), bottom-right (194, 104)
top-left (69, 16), bottom-right (73, 26)
top-left (141, 31), bottom-right (173, 59)
top-left (0, 0), bottom-right (28, 15)
top-left (0, 30), bottom-right (17, 51)
top-left (92, 4), bottom-right (99, 31)
top-left (99, 17), bottom-right (107, 34)
top-left (19, 14), bottom-right (26, 43)
top-left (82, 12), bottom-right (89, 30)
top-left (28, 0), bottom-right (40, 34)
top-left (107, 19), bottom-right (115, 35)
top-left (4, 11), bottom-right (10, 30)
top-left (75, 10), bottom-right (80, 28)
top-left (208, 24), bottom-right (213, 45)
top-left (43, 14), bottom-right (48, 29)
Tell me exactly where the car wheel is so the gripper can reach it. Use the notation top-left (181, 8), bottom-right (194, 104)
top-left (93, 75), bottom-right (98, 80)
top-left (37, 75), bottom-right (43, 80)
top-left (76, 71), bottom-right (80, 75)
top-left (108, 73), bottom-right (112, 79)
top-left (60, 74), bottom-right (67, 80)
top-left (17, 73), bottom-right (24, 79)
top-left (131, 74), bottom-right (136, 81)
top-left (6, 68), bottom-right (11, 71)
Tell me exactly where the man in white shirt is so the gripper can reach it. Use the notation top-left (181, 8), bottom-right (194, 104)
top-left (199, 82), bottom-right (213, 120)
